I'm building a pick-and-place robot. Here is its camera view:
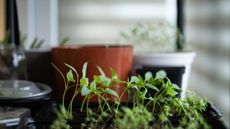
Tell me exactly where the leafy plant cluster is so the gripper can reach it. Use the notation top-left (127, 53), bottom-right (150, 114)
top-left (0, 31), bottom-right (44, 49)
top-left (51, 63), bottom-right (210, 129)
top-left (120, 22), bottom-right (187, 53)
top-left (51, 62), bottom-right (121, 129)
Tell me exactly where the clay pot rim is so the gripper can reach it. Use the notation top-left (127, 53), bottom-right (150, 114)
top-left (52, 44), bottom-right (133, 50)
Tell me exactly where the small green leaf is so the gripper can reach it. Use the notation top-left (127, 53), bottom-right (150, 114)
top-left (130, 76), bottom-right (139, 83)
top-left (101, 111), bottom-right (109, 117)
top-left (30, 37), bottom-right (38, 48)
top-left (90, 81), bottom-right (96, 91)
top-left (140, 88), bottom-right (147, 97)
top-left (94, 89), bottom-right (102, 94)
top-left (59, 37), bottom-right (69, 46)
top-left (94, 75), bottom-right (111, 87)
top-left (172, 84), bottom-right (180, 90)
top-left (120, 32), bottom-right (129, 39)
top-left (165, 81), bottom-right (175, 96)
top-left (136, 75), bottom-right (145, 86)
top-left (145, 72), bottom-right (152, 81)
top-left (35, 39), bottom-right (44, 49)
top-left (110, 68), bottom-right (118, 80)
top-left (104, 88), bottom-right (119, 98)
top-left (167, 87), bottom-right (174, 96)
top-left (132, 85), bottom-right (138, 90)
top-left (97, 66), bottom-right (106, 77)
top-left (145, 83), bottom-right (159, 91)
top-left (148, 97), bottom-right (154, 101)
top-left (100, 76), bottom-right (111, 87)
top-left (94, 75), bottom-right (101, 83)
top-left (166, 83), bottom-right (175, 96)
top-left (80, 78), bottom-right (89, 87)
top-left (81, 85), bottom-right (91, 96)
top-left (155, 70), bottom-right (167, 79)
top-left (66, 70), bottom-right (75, 83)
top-left (82, 62), bottom-right (88, 78)
top-left (166, 81), bottom-right (172, 88)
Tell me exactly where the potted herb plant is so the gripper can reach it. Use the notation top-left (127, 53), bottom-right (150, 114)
top-left (47, 63), bottom-right (225, 129)
top-left (120, 22), bottom-right (196, 98)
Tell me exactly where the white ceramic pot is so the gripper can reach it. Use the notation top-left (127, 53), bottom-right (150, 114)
top-left (134, 51), bottom-right (196, 98)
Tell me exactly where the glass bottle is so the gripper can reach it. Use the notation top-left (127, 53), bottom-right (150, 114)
top-left (0, 43), bottom-right (27, 80)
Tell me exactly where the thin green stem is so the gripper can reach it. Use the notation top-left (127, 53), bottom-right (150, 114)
top-left (115, 89), bottom-right (127, 116)
top-left (81, 96), bottom-right (88, 112)
top-left (98, 94), bottom-right (112, 113)
top-left (133, 90), bottom-right (137, 107)
top-left (68, 88), bottom-right (81, 114)
top-left (145, 99), bottom-right (153, 108)
top-left (62, 88), bottom-right (67, 105)
top-left (51, 63), bottom-right (68, 105)
top-left (86, 95), bottom-right (94, 116)
top-left (98, 95), bottom-right (103, 112)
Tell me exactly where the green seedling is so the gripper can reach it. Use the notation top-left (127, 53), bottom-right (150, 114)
top-left (51, 63), bottom-right (210, 129)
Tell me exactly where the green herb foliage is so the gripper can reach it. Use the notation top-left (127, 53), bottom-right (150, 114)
top-left (114, 106), bottom-right (152, 129)
top-left (120, 22), bottom-right (187, 53)
top-left (51, 63), bottom-right (211, 129)
top-left (51, 62), bottom-right (121, 129)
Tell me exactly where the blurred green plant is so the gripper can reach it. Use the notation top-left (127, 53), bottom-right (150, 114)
top-left (59, 37), bottom-right (70, 46)
top-left (29, 37), bottom-right (44, 49)
top-left (0, 31), bottom-right (70, 49)
top-left (120, 22), bottom-right (187, 53)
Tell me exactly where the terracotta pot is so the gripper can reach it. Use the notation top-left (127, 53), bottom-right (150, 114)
top-left (52, 44), bottom-right (133, 103)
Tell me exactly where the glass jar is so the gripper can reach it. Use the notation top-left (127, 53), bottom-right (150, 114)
top-left (0, 43), bottom-right (27, 80)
